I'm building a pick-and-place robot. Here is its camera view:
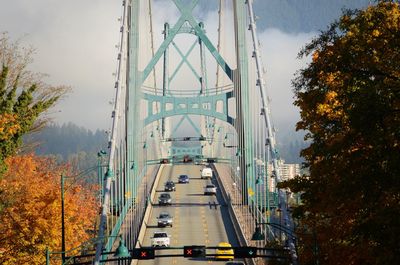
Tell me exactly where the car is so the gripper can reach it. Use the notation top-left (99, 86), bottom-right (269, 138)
top-left (160, 158), bottom-right (169, 164)
top-left (158, 193), bottom-right (172, 205)
top-left (216, 242), bottom-right (234, 260)
top-left (164, 181), bottom-right (176, 191)
top-left (204, 184), bottom-right (217, 195)
top-left (183, 155), bottom-right (193, 163)
top-left (178, 174), bottom-right (189, 183)
top-left (201, 167), bottom-right (213, 179)
top-left (157, 212), bottom-right (173, 227)
top-left (151, 232), bottom-right (170, 247)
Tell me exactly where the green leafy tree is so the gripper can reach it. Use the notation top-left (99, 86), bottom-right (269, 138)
top-left (0, 33), bottom-right (67, 174)
top-left (281, 1), bottom-right (400, 264)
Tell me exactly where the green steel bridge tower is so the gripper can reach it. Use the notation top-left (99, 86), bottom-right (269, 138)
top-left (85, 1), bottom-right (297, 264)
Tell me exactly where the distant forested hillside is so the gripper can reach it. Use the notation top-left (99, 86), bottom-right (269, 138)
top-left (253, 0), bottom-right (370, 32)
top-left (25, 122), bottom-right (305, 165)
top-left (24, 123), bottom-right (108, 171)
top-left (277, 132), bottom-right (308, 164)
top-left (196, 0), bottom-right (369, 33)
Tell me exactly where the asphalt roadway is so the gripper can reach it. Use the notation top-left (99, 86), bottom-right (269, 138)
top-left (137, 164), bottom-right (242, 265)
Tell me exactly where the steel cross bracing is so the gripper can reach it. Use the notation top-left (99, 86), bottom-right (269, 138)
top-left (143, 91), bottom-right (234, 126)
top-left (93, 0), bottom-right (296, 264)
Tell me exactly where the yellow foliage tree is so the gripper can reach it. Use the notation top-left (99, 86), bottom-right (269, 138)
top-left (0, 113), bottom-right (20, 141)
top-left (0, 154), bottom-right (98, 264)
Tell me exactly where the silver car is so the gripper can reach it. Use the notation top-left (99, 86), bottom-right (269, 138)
top-left (157, 212), bottom-right (173, 227)
top-left (204, 184), bottom-right (217, 195)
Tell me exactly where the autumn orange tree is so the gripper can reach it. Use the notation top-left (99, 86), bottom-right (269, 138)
top-left (0, 34), bottom-right (97, 264)
top-left (0, 154), bottom-right (98, 265)
top-left (281, 1), bottom-right (400, 265)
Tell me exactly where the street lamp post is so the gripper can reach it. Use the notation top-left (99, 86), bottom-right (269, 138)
top-left (252, 222), bottom-right (320, 265)
top-left (46, 235), bottom-right (130, 265)
top-left (60, 159), bottom-right (108, 264)
top-left (252, 222), bottom-right (297, 241)
top-left (97, 150), bottom-right (107, 203)
top-left (276, 207), bottom-right (282, 241)
top-left (252, 222), bottom-right (298, 265)
top-left (61, 175), bottom-right (66, 264)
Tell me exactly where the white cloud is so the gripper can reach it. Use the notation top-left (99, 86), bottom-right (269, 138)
top-left (258, 28), bottom-right (315, 134)
top-left (0, 0), bottom-right (121, 130)
top-left (0, 0), bottom-right (315, 136)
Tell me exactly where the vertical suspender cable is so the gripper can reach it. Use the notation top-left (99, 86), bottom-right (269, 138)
top-left (162, 23), bottom-right (169, 141)
top-left (213, 0), bottom-right (224, 157)
top-left (94, 0), bottom-right (129, 263)
top-left (148, 0), bottom-right (161, 158)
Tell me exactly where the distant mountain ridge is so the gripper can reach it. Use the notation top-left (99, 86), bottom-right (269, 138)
top-left (24, 123), bottom-right (108, 171)
top-left (194, 0), bottom-right (370, 33)
top-left (253, 0), bottom-right (370, 32)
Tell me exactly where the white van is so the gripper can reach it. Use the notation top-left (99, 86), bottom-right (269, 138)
top-left (201, 167), bottom-right (213, 179)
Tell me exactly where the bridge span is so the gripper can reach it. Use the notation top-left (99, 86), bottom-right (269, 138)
top-left (91, 0), bottom-right (297, 264)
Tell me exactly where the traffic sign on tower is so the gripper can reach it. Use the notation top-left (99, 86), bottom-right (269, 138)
top-left (132, 248), bottom-right (155, 259)
top-left (234, 246), bottom-right (257, 258)
top-left (183, 245), bottom-right (206, 258)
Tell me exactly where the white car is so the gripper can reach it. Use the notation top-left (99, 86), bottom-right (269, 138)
top-left (204, 184), bottom-right (217, 195)
top-left (151, 232), bottom-right (170, 247)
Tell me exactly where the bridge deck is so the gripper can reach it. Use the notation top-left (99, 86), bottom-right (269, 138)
top-left (136, 164), bottom-right (242, 264)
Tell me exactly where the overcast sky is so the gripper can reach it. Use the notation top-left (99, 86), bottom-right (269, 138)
top-left (0, 0), bottom-right (314, 136)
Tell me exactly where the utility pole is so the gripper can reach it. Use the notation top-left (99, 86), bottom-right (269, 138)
top-left (61, 175), bottom-right (66, 264)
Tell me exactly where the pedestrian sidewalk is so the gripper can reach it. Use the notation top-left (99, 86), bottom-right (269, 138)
top-left (214, 164), bottom-right (268, 265)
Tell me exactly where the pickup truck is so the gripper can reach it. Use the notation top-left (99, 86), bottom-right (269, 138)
top-left (151, 232), bottom-right (170, 247)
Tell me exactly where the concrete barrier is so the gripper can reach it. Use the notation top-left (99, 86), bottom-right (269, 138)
top-left (211, 164), bottom-right (247, 245)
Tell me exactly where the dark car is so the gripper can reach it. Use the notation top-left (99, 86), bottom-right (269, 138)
top-left (158, 193), bottom-right (172, 205)
top-left (178, 174), bottom-right (189, 183)
top-left (157, 212), bottom-right (173, 227)
top-left (183, 155), bottom-right (193, 163)
top-left (164, 181), bottom-right (176, 191)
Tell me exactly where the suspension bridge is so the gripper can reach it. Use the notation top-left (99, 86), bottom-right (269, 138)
top-left (61, 0), bottom-right (297, 264)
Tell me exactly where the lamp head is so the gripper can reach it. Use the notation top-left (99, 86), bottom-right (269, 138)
top-left (98, 150), bottom-right (107, 157)
top-left (114, 236), bottom-right (131, 258)
top-left (251, 226), bottom-right (265, 241)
